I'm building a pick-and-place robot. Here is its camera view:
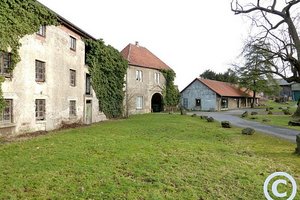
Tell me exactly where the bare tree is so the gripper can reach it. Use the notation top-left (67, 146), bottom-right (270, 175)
top-left (231, 0), bottom-right (300, 83)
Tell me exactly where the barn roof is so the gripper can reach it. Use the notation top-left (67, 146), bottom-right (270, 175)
top-left (181, 78), bottom-right (253, 97)
top-left (121, 43), bottom-right (171, 70)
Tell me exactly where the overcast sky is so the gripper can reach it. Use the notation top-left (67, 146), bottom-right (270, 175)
top-left (38, 0), bottom-right (250, 90)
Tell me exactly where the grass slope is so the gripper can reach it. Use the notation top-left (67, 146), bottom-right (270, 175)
top-left (0, 114), bottom-right (299, 199)
top-left (246, 101), bottom-right (300, 130)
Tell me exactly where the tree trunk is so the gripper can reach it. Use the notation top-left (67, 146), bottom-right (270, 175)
top-left (296, 134), bottom-right (300, 155)
top-left (293, 99), bottom-right (300, 117)
top-left (251, 90), bottom-right (256, 108)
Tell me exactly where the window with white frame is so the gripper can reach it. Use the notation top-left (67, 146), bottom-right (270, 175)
top-left (136, 96), bottom-right (143, 109)
top-left (37, 25), bottom-right (46, 37)
top-left (154, 72), bottom-right (160, 84)
top-left (0, 99), bottom-right (13, 124)
top-left (70, 36), bottom-right (76, 51)
top-left (35, 60), bottom-right (45, 82)
top-left (136, 70), bottom-right (143, 82)
top-left (70, 69), bottom-right (76, 87)
top-left (69, 100), bottom-right (76, 117)
top-left (0, 52), bottom-right (11, 76)
top-left (35, 99), bottom-right (46, 121)
top-left (86, 74), bottom-right (91, 95)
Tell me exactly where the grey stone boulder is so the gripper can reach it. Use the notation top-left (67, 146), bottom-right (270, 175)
top-left (262, 118), bottom-right (271, 123)
top-left (251, 111), bottom-right (258, 115)
top-left (221, 121), bottom-right (231, 128)
top-left (241, 111), bottom-right (248, 118)
top-left (288, 121), bottom-right (300, 126)
top-left (242, 128), bottom-right (255, 135)
top-left (283, 109), bottom-right (292, 115)
top-left (200, 115), bottom-right (208, 120)
top-left (206, 117), bottom-right (214, 122)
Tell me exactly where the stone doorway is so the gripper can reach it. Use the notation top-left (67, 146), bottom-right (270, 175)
top-left (151, 93), bottom-right (163, 112)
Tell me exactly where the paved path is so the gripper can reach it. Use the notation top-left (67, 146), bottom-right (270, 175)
top-left (190, 109), bottom-right (299, 143)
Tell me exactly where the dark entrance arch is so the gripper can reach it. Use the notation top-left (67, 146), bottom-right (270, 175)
top-left (151, 93), bottom-right (163, 112)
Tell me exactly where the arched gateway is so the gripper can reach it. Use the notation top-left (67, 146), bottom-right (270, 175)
top-left (151, 93), bottom-right (163, 112)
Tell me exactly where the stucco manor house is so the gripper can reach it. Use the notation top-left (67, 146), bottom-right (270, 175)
top-left (121, 42), bottom-right (172, 116)
top-left (0, 4), bottom-right (173, 135)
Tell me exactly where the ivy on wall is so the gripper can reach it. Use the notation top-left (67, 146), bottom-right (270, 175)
top-left (0, 0), bottom-right (58, 72)
top-left (161, 69), bottom-right (180, 108)
top-left (0, 0), bottom-right (58, 109)
top-left (0, 77), bottom-right (5, 111)
top-left (85, 39), bottom-right (128, 119)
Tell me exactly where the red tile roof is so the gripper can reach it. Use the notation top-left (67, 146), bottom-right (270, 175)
top-left (181, 78), bottom-right (252, 97)
top-left (121, 43), bottom-right (171, 70)
top-left (199, 78), bottom-right (251, 97)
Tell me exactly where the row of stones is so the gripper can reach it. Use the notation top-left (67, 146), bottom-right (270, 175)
top-left (192, 113), bottom-right (300, 155)
top-left (192, 114), bottom-right (255, 135)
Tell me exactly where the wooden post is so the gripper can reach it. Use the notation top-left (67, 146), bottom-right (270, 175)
top-left (296, 134), bottom-right (300, 154)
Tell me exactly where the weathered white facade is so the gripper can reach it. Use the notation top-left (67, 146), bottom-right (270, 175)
top-left (124, 65), bottom-right (166, 115)
top-left (0, 23), bottom-right (106, 135)
top-left (121, 43), bottom-right (172, 115)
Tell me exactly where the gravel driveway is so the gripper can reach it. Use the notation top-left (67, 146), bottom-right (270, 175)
top-left (190, 109), bottom-right (299, 143)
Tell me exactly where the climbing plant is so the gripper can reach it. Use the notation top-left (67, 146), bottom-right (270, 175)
top-left (161, 69), bottom-right (180, 108)
top-left (0, 0), bottom-right (58, 109)
top-left (0, 77), bottom-right (5, 111)
top-left (85, 39), bottom-right (128, 119)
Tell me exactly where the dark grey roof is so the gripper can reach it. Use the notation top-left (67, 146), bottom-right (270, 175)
top-left (275, 79), bottom-right (292, 86)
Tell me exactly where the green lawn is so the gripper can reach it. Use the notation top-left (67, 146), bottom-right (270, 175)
top-left (263, 100), bottom-right (297, 113)
top-left (246, 114), bottom-right (300, 131)
top-left (0, 114), bottom-right (299, 199)
top-left (246, 100), bottom-right (300, 130)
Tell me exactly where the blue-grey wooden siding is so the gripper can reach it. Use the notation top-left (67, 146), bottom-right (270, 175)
top-left (181, 80), bottom-right (217, 111)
